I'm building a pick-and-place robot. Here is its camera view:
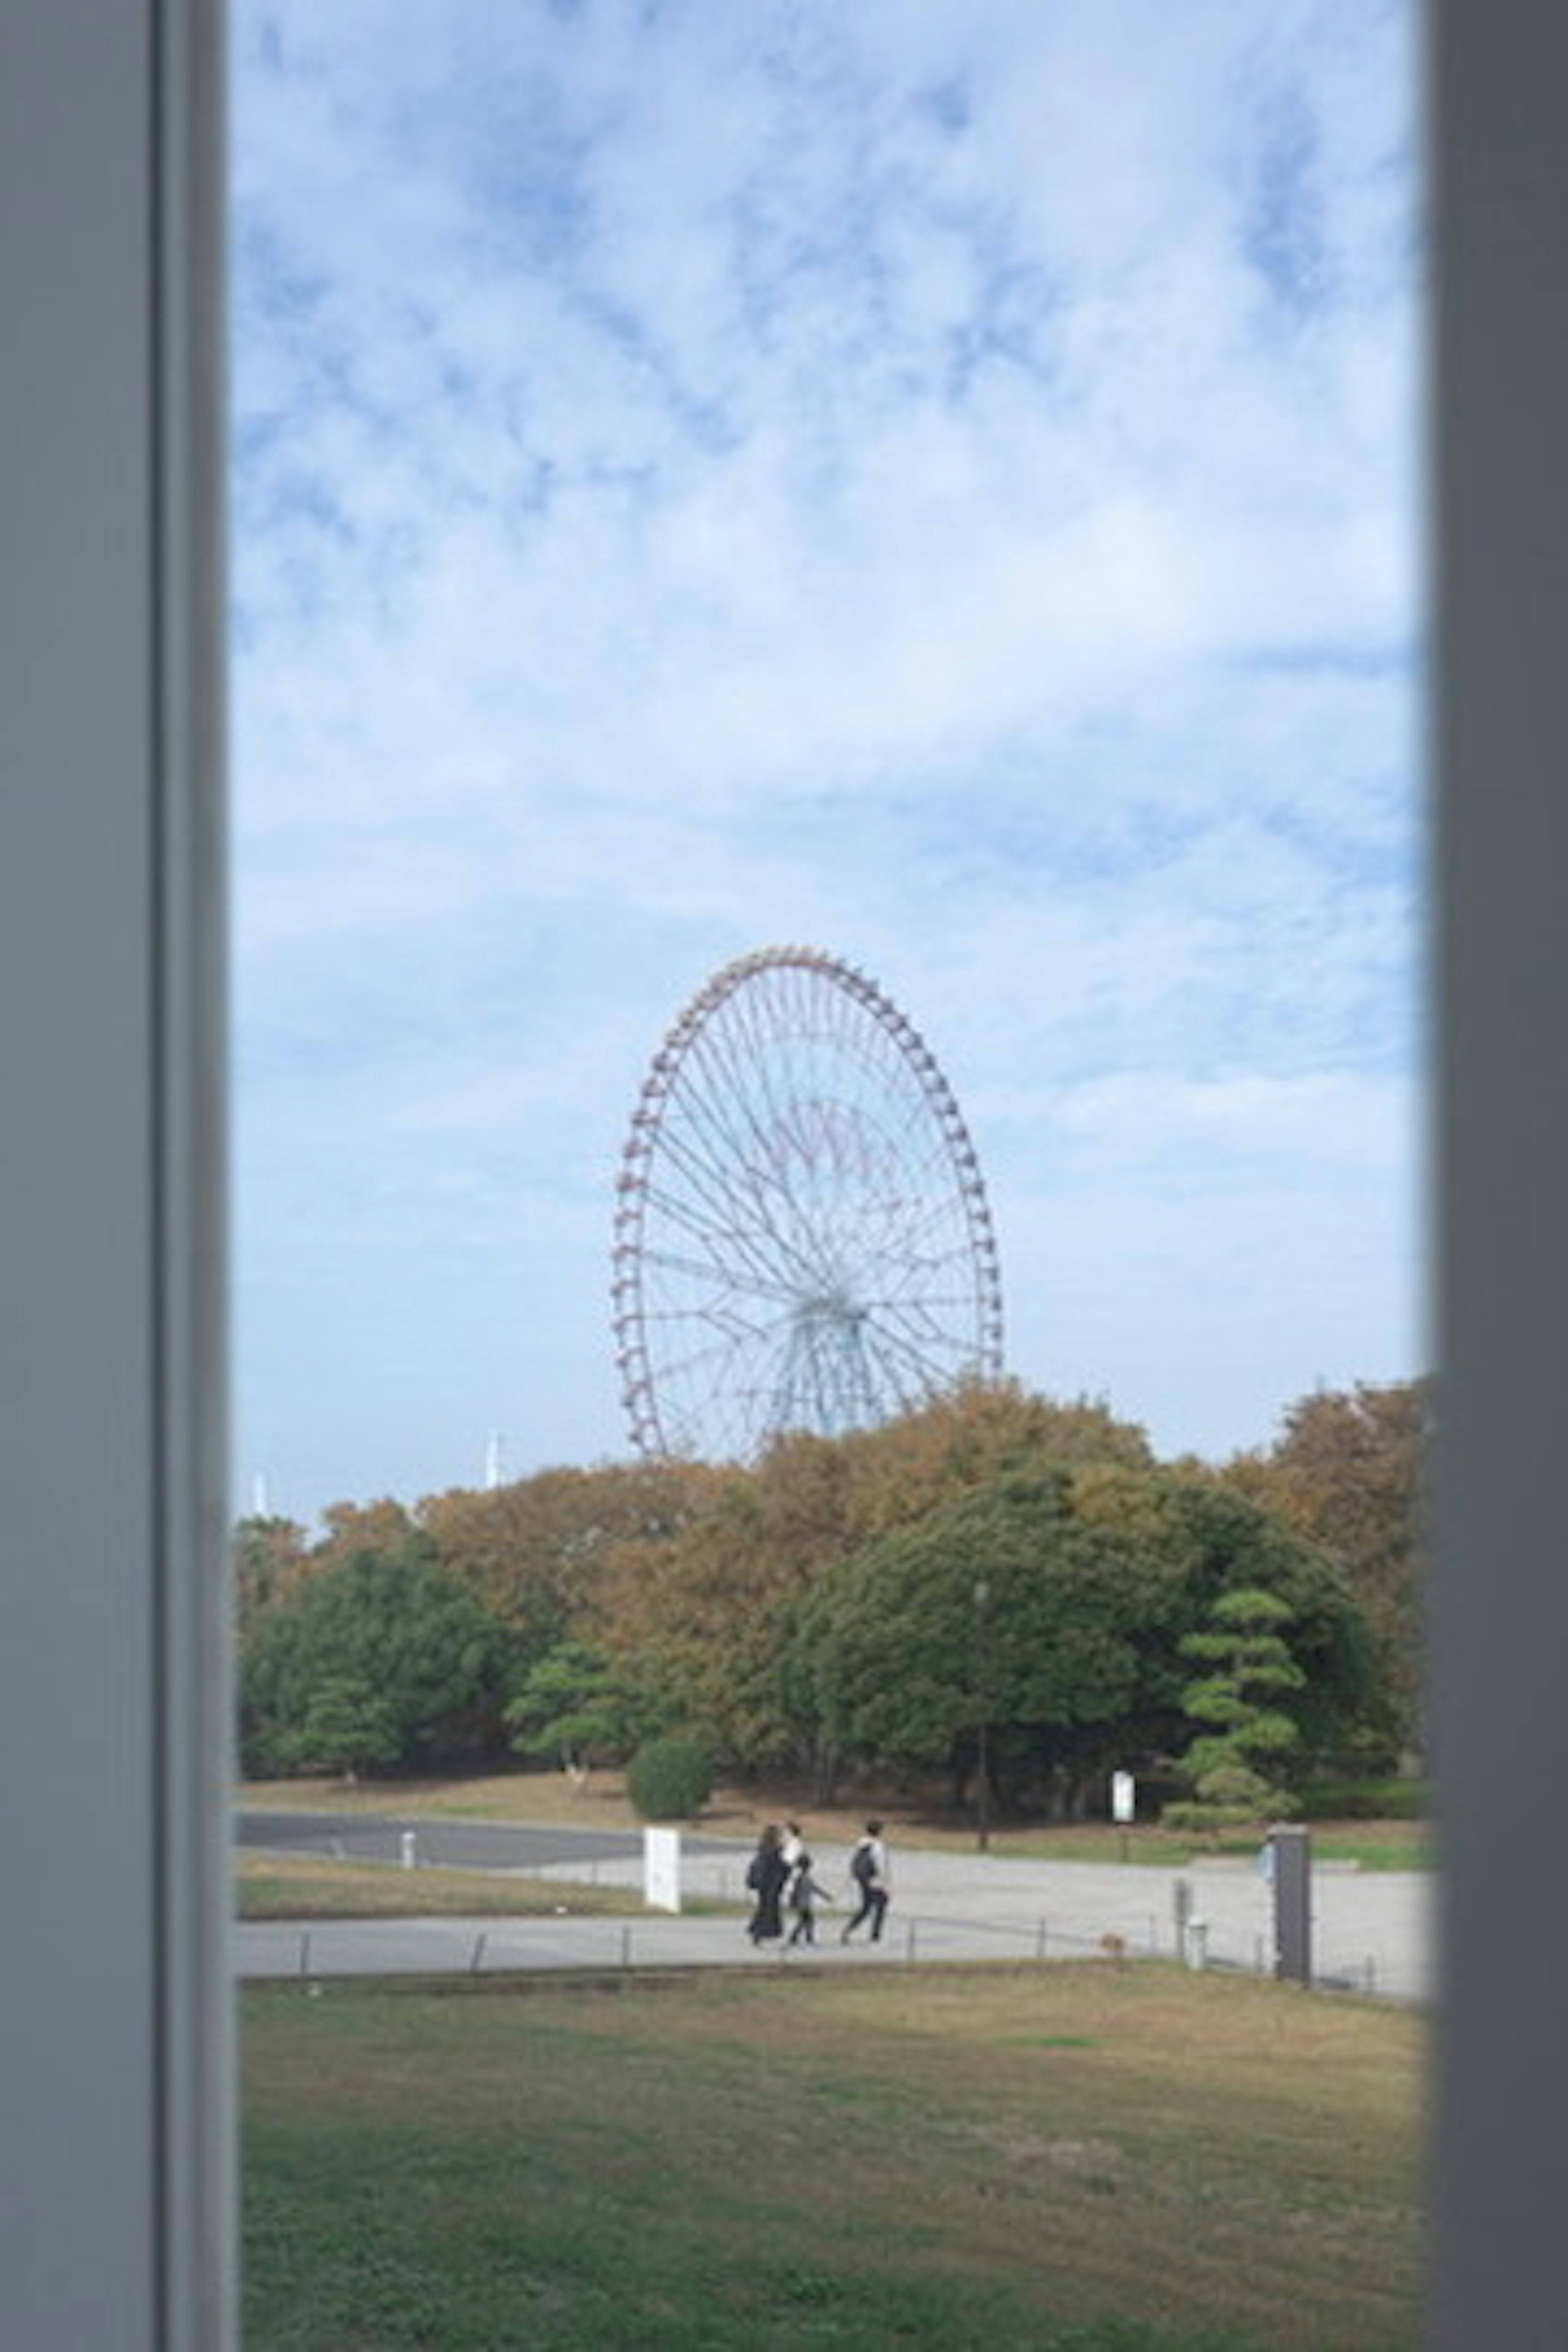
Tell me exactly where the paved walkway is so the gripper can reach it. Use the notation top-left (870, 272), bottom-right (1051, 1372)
top-left (235, 1826), bottom-right (1433, 2002)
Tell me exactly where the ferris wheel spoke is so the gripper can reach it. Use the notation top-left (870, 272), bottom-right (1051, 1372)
top-left (653, 1099), bottom-right (784, 1233)
top-left (637, 1250), bottom-right (804, 1312)
top-left (668, 1054), bottom-right (787, 1184)
top-left (639, 1175), bottom-right (822, 1300)
top-left (658, 1110), bottom-right (842, 1261)
top-left (681, 1007), bottom-right (813, 1178)
top-left (645, 1169), bottom-right (848, 1304)
top-left (641, 1102), bottom-right (841, 1261)
top-left (802, 1321), bottom-right (881, 1428)
top-left (655, 1081), bottom-right (839, 1276)
top-left (641, 1319), bottom-right (803, 1452)
top-left (849, 1313), bottom-right (974, 1365)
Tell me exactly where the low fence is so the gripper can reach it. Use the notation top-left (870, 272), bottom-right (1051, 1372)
top-left (255, 1896), bottom-right (1421, 2003)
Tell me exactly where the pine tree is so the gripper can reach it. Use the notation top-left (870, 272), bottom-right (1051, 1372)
top-left (1164, 1587), bottom-right (1306, 1839)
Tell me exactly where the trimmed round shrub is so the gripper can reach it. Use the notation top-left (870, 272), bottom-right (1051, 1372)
top-left (625, 1737), bottom-right (713, 1822)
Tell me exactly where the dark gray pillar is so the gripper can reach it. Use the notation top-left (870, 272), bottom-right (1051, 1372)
top-left (1268, 1825), bottom-right (1312, 1987)
top-left (1432, 5), bottom-right (1568, 2342)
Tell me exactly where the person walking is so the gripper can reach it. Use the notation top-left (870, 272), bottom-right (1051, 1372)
top-left (785, 1840), bottom-right (832, 1947)
top-left (745, 1822), bottom-right (790, 1947)
top-left (840, 1818), bottom-right (891, 1943)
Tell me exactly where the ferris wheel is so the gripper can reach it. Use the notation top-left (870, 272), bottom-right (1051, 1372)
top-left (611, 945), bottom-right (1005, 1463)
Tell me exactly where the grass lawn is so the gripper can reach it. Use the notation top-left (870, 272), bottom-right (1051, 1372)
top-left (243, 1962), bottom-right (1423, 2350)
top-left (236, 1851), bottom-right (654, 1921)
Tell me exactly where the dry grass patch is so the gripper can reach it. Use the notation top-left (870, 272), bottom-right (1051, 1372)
top-left (236, 1849), bottom-right (645, 1920)
top-left (244, 1961), bottom-right (1422, 2350)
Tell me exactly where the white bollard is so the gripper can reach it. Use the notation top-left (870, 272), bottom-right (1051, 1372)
top-left (400, 1830), bottom-right (416, 1870)
top-left (1184, 1918), bottom-right (1209, 1970)
top-left (644, 1825), bottom-right (681, 1913)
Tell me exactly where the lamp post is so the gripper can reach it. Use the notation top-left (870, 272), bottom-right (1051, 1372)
top-left (973, 1575), bottom-right (991, 1851)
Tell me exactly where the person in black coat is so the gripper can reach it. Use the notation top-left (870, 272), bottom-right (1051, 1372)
top-left (745, 1821), bottom-right (789, 1945)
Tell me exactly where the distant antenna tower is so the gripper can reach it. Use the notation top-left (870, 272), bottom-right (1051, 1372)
top-left (484, 1431), bottom-right (506, 1491)
top-left (252, 1472), bottom-right (271, 1519)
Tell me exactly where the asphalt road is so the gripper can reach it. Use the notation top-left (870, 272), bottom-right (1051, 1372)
top-left (237, 1809), bottom-right (747, 1873)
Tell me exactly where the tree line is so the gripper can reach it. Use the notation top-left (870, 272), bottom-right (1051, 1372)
top-left (236, 1375), bottom-right (1428, 1822)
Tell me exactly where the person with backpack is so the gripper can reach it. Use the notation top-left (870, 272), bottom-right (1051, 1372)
top-left (840, 1818), bottom-right (891, 1943)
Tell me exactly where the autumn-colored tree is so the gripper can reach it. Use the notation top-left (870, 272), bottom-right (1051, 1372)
top-left (234, 1378), bottom-right (1394, 1815)
top-left (313, 1497), bottom-right (417, 1564)
top-left (588, 1393), bottom-right (1156, 1784)
top-left (231, 1513), bottom-right (309, 1639)
top-left (420, 1458), bottom-right (726, 1658)
top-left (602, 1471), bottom-right (808, 1771)
top-left (1221, 1377), bottom-right (1430, 1763)
top-left (832, 1378), bottom-right (1152, 1543)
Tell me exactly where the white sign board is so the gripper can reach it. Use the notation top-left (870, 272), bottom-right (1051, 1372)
top-left (644, 1825), bottom-right (682, 1913)
top-left (1111, 1771), bottom-right (1136, 1825)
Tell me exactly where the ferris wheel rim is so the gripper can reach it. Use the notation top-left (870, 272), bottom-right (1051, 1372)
top-left (611, 944), bottom-right (1004, 1462)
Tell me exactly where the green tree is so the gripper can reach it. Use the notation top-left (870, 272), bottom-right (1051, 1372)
top-left (1165, 1587), bottom-right (1307, 1838)
top-left (239, 1536), bottom-right (519, 1777)
top-left (792, 1463), bottom-right (1377, 1819)
top-left (503, 1639), bottom-right (646, 1778)
top-left (795, 1471), bottom-right (1172, 1815)
top-left (1139, 1473), bottom-right (1383, 1764)
top-left (595, 1385), bottom-right (1159, 1785)
top-left (278, 1673), bottom-right (400, 1781)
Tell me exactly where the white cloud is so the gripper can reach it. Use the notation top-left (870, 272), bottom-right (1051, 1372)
top-left (230, 0), bottom-right (1423, 1524)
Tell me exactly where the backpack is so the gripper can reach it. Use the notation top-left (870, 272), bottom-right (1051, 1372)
top-left (851, 1839), bottom-right (877, 1887)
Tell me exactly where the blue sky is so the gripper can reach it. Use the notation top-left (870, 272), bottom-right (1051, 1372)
top-left (230, 0), bottom-right (1423, 1530)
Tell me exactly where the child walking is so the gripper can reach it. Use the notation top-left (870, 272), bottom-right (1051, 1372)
top-left (786, 1840), bottom-right (832, 1947)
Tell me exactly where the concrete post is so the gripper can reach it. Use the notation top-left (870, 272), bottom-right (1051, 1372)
top-left (1269, 1824), bottom-right (1312, 1986)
